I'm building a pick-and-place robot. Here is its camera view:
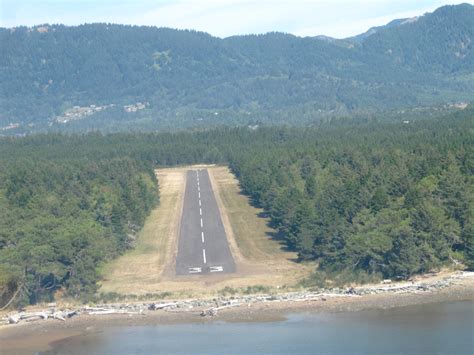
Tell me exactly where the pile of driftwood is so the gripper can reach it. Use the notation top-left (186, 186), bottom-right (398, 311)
top-left (2, 271), bottom-right (472, 324)
top-left (6, 309), bottom-right (78, 324)
top-left (3, 305), bottom-right (144, 325)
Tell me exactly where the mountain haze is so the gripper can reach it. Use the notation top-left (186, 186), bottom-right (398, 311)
top-left (0, 4), bottom-right (472, 133)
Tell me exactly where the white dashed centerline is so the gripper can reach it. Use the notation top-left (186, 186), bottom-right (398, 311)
top-left (197, 171), bottom-right (206, 265)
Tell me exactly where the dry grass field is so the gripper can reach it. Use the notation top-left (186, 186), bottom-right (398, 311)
top-left (99, 165), bottom-right (313, 299)
top-left (99, 167), bottom-right (186, 294)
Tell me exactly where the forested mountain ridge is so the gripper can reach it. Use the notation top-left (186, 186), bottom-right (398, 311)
top-left (357, 3), bottom-right (474, 73)
top-left (0, 4), bottom-right (472, 133)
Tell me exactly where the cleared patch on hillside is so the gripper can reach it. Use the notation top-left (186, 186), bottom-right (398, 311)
top-left (99, 165), bottom-right (313, 298)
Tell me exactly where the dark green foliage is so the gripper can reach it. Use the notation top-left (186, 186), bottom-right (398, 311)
top-left (0, 4), bottom-right (473, 133)
top-left (0, 107), bottom-right (472, 305)
top-left (227, 108), bottom-right (473, 278)
top-left (0, 156), bottom-right (158, 304)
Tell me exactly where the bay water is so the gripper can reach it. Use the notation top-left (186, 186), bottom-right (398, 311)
top-left (43, 301), bottom-right (473, 355)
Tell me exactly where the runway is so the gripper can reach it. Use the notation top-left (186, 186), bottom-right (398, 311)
top-left (175, 169), bottom-right (236, 275)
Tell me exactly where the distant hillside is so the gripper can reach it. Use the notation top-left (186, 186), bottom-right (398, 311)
top-left (0, 3), bottom-right (472, 133)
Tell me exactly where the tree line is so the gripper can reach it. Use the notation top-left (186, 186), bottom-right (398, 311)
top-left (0, 107), bottom-right (472, 305)
top-left (0, 157), bottom-right (158, 305)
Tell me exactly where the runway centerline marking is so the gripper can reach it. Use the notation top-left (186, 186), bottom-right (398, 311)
top-left (176, 169), bottom-right (236, 275)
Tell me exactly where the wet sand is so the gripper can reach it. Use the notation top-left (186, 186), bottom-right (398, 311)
top-left (1, 278), bottom-right (472, 355)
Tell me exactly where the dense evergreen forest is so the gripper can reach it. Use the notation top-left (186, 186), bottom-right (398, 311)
top-left (0, 107), bottom-right (472, 305)
top-left (0, 157), bottom-right (158, 306)
top-left (1, 4), bottom-right (473, 133)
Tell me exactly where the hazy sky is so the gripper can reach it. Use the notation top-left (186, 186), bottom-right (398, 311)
top-left (1, 0), bottom-right (473, 38)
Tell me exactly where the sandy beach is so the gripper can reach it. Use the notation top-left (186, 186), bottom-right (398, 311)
top-left (1, 274), bottom-right (472, 355)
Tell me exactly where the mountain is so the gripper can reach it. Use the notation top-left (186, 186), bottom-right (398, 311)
top-left (0, 4), bottom-right (472, 133)
top-left (358, 4), bottom-right (474, 73)
top-left (349, 18), bottom-right (417, 43)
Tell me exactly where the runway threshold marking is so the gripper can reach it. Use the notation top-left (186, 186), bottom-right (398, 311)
top-left (210, 266), bottom-right (224, 273)
top-left (203, 249), bottom-right (207, 264)
top-left (189, 267), bottom-right (202, 273)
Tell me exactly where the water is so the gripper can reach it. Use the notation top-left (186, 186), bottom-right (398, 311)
top-left (44, 301), bottom-right (473, 355)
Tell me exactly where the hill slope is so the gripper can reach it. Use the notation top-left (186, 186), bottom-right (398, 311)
top-left (0, 4), bottom-right (472, 133)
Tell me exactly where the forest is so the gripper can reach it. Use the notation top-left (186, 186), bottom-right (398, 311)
top-left (0, 107), bottom-right (472, 306)
top-left (0, 156), bottom-right (158, 306)
top-left (1, 3), bottom-right (473, 133)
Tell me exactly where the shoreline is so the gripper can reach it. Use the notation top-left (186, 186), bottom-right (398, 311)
top-left (1, 272), bottom-right (473, 354)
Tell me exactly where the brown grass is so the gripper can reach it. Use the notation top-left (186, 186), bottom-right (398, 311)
top-left (209, 166), bottom-right (290, 262)
top-left (99, 165), bottom-right (313, 298)
top-left (99, 167), bottom-right (186, 294)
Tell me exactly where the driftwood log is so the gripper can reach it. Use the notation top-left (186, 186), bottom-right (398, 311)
top-left (2, 271), bottom-right (471, 325)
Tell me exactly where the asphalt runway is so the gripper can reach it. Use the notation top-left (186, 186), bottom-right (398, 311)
top-left (176, 169), bottom-right (236, 275)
